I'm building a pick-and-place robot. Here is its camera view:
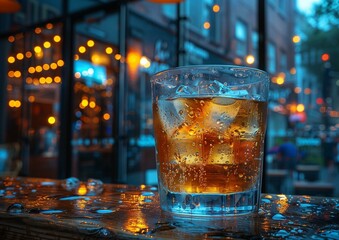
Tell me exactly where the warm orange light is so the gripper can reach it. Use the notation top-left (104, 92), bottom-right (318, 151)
top-left (53, 35), bottom-right (61, 42)
top-left (89, 101), bottom-right (96, 108)
top-left (16, 53), bottom-right (24, 60)
top-left (14, 100), bottom-right (21, 108)
top-left (26, 77), bottom-right (33, 84)
top-left (77, 184), bottom-right (87, 195)
top-left (74, 72), bottom-right (81, 78)
top-left (35, 28), bottom-right (42, 34)
top-left (115, 54), bottom-right (121, 60)
top-left (212, 4), bottom-right (220, 12)
top-left (39, 77), bottom-right (46, 84)
top-left (43, 41), bottom-right (51, 48)
top-left (140, 56), bottom-right (151, 68)
top-left (35, 51), bottom-right (44, 59)
top-left (50, 63), bottom-right (58, 69)
top-left (9, 100), bottom-right (21, 108)
top-left (234, 57), bottom-right (242, 65)
top-left (290, 104), bottom-right (297, 113)
top-left (304, 88), bottom-right (311, 95)
top-left (87, 40), bottom-right (95, 47)
top-left (290, 67), bottom-right (296, 75)
top-left (14, 71), bottom-right (21, 78)
top-left (57, 59), bottom-right (64, 67)
top-left (294, 87), bottom-right (301, 94)
top-left (127, 52), bottom-right (140, 65)
top-left (28, 67), bottom-right (35, 74)
top-left (292, 35), bottom-right (300, 43)
top-left (25, 51), bottom-right (32, 58)
top-left (8, 71), bottom-right (14, 78)
top-left (46, 23), bottom-right (53, 29)
top-left (35, 65), bottom-right (42, 72)
top-left (296, 104), bottom-right (305, 112)
top-left (321, 53), bottom-right (330, 62)
top-left (46, 77), bottom-right (53, 84)
top-left (34, 46), bottom-right (42, 53)
top-left (103, 113), bottom-right (110, 120)
top-left (28, 95), bottom-right (35, 102)
top-left (48, 116), bottom-right (56, 125)
top-left (54, 76), bottom-right (61, 83)
top-left (203, 21), bottom-right (211, 29)
top-left (33, 78), bottom-right (39, 85)
top-left (81, 99), bottom-right (89, 107)
top-left (8, 100), bottom-right (15, 108)
top-left (42, 64), bottom-right (49, 71)
top-left (245, 55), bottom-right (255, 65)
top-left (74, 54), bottom-right (79, 60)
top-left (276, 76), bottom-right (284, 85)
top-left (8, 56), bottom-right (15, 63)
top-left (105, 47), bottom-right (113, 54)
top-left (78, 46), bottom-right (86, 53)
top-left (8, 36), bottom-right (15, 42)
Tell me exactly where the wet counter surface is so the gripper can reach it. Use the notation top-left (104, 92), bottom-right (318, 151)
top-left (0, 177), bottom-right (338, 239)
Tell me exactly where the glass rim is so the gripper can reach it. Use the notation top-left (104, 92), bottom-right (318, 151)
top-left (150, 64), bottom-right (269, 84)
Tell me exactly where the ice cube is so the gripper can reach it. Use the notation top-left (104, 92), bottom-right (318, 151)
top-left (176, 85), bottom-right (195, 95)
top-left (157, 99), bottom-right (186, 136)
top-left (208, 80), bottom-right (231, 94)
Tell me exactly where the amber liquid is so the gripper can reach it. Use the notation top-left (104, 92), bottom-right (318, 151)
top-left (153, 96), bottom-right (267, 194)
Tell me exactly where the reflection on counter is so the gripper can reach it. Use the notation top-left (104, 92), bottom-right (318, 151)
top-left (0, 177), bottom-right (338, 239)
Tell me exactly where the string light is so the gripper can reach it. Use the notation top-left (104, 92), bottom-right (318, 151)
top-left (87, 40), bottom-right (95, 47)
top-left (43, 41), bottom-right (51, 48)
top-left (53, 35), bottom-right (61, 42)
top-left (212, 4), bottom-right (220, 12)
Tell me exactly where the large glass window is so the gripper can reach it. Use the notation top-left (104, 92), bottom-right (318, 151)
top-left (0, 0), bottom-right (338, 198)
top-left (235, 20), bottom-right (248, 57)
top-left (267, 42), bottom-right (277, 73)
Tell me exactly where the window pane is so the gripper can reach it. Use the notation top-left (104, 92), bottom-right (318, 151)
top-left (0, 0), bottom-right (62, 34)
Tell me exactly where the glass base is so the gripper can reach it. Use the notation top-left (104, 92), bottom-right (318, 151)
top-left (159, 189), bottom-right (259, 216)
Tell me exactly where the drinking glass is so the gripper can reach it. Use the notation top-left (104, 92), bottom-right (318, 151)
top-left (151, 65), bottom-right (269, 215)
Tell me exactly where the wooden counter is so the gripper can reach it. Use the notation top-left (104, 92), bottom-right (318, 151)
top-left (0, 177), bottom-right (338, 239)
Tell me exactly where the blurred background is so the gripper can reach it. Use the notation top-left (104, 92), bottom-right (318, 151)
top-left (0, 0), bottom-right (338, 197)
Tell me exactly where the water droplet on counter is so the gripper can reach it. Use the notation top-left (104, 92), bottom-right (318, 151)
top-left (317, 225), bottom-right (339, 239)
top-left (41, 181), bottom-right (56, 186)
top-left (95, 209), bottom-right (113, 214)
top-left (141, 191), bottom-right (155, 197)
top-left (62, 177), bottom-right (80, 190)
top-left (274, 229), bottom-right (290, 237)
top-left (7, 203), bottom-right (24, 213)
top-left (40, 209), bottom-right (63, 214)
top-left (272, 213), bottom-right (286, 220)
top-left (300, 203), bottom-right (316, 208)
top-left (59, 196), bottom-right (90, 201)
top-left (87, 178), bottom-right (103, 196)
